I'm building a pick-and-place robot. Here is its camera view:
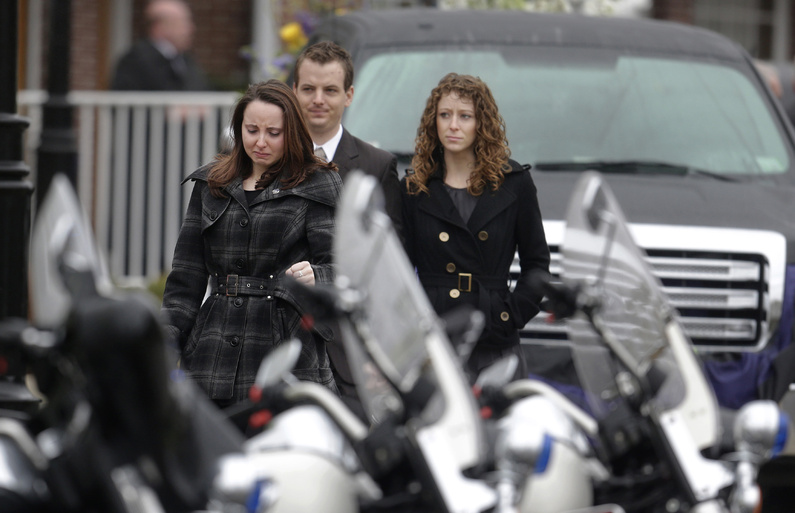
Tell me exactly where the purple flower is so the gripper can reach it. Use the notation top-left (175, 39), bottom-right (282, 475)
top-left (295, 11), bottom-right (320, 36)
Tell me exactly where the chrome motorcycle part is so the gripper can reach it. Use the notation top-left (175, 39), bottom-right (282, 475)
top-left (733, 400), bottom-right (789, 459)
top-left (216, 405), bottom-right (372, 511)
top-left (499, 395), bottom-right (595, 512)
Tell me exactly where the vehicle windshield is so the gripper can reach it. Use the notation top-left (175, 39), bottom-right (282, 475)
top-left (345, 47), bottom-right (790, 175)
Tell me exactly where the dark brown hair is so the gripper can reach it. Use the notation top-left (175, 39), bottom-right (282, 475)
top-left (208, 80), bottom-right (336, 196)
top-left (294, 41), bottom-right (355, 91)
top-left (406, 73), bottom-right (510, 196)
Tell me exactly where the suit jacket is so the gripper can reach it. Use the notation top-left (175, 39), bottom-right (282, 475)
top-left (400, 160), bottom-right (550, 378)
top-left (110, 39), bottom-right (211, 91)
top-left (333, 128), bottom-right (402, 239)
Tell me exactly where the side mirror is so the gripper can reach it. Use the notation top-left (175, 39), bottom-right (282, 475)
top-left (29, 174), bottom-right (111, 329)
top-left (253, 338), bottom-right (302, 390)
top-left (582, 176), bottom-right (609, 232)
top-left (475, 355), bottom-right (519, 390)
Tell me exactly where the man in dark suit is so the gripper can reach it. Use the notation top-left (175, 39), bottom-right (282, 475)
top-left (293, 41), bottom-right (402, 421)
top-left (110, 0), bottom-right (211, 91)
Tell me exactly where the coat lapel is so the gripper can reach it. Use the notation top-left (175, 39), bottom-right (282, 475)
top-left (246, 171), bottom-right (342, 208)
top-left (417, 178), bottom-right (470, 232)
top-left (467, 182), bottom-right (516, 232)
top-left (333, 129), bottom-right (359, 180)
top-left (224, 177), bottom-right (249, 211)
top-left (245, 177), bottom-right (288, 208)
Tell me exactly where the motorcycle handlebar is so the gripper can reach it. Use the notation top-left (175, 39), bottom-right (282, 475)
top-left (502, 379), bottom-right (599, 437)
top-left (282, 382), bottom-right (369, 441)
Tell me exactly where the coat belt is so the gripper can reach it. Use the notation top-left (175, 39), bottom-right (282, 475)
top-left (212, 274), bottom-right (282, 297)
top-left (418, 272), bottom-right (509, 293)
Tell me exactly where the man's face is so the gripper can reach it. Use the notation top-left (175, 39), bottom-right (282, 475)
top-left (152, 1), bottom-right (195, 52)
top-left (293, 59), bottom-right (353, 140)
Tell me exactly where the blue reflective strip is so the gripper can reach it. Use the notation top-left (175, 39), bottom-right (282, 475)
top-left (246, 479), bottom-right (265, 513)
top-left (773, 411), bottom-right (790, 457)
top-left (534, 434), bottom-right (554, 474)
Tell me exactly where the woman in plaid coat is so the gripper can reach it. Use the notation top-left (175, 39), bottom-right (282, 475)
top-left (161, 80), bottom-right (341, 406)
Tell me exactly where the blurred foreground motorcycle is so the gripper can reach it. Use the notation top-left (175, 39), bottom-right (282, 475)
top-left (494, 170), bottom-right (795, 513)
top-left (242, 170), bottom-right (795, 513)
top-left (2, 170), bottom-right (793, 513)
top-left (0, 175), bottom-right (249, 512)
top-left (0, 172), bottom-right (491, 513)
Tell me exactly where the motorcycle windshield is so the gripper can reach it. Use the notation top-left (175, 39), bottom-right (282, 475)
top-left (334, 172), bottom-right (490, 471)
top-left (333, 173), bottom-right (432, 396)
top-left (561, 172), bottom-right (688, 420)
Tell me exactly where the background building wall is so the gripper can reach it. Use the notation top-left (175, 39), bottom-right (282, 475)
top-left (18, 0), bottom-right (795, 92)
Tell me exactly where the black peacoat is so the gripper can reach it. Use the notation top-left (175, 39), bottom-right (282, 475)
top-left (400, 160), bottom-right (550, 378)
top-left (161, 165), bottom-right (342, 404)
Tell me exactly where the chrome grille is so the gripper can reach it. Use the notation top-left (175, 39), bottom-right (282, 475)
top-left (517, 245), bottom-right (771, 352)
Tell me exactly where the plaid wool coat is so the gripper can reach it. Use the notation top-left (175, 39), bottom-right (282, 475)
top-left (161, 164), bottom-right (342, 403)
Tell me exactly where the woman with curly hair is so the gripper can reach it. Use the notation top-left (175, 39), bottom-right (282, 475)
top-left (161, 80), bottom-right (341, 407)
top-left (402, 73), bottom-right (550, 382)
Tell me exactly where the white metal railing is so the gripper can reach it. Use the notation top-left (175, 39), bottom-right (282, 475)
top-left (17, 90), bottom-right (241, 286)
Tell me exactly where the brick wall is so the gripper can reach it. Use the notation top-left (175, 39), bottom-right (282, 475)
top-left (72, 0), bottom-right (110, 90)
top-left (189, 0), bottom-right (253, 91)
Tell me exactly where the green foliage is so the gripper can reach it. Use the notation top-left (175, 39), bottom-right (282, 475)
top-left (147, 273), bottom-right (169, 303)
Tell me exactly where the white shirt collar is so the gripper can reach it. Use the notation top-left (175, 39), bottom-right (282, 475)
top-left (314, 125), bottom-right (344, 162)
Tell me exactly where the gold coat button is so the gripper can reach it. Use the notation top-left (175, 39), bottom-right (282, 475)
top-left (449, 289), bottom-right (460, 298)
top-left (478, 230), bottom-right (489, 241)
top-left (446, 263), bottom-right (456, 273)
top-left (439, 232), bottom-right (450, 242)
top-left (500, 311), bottom-right (510, 321)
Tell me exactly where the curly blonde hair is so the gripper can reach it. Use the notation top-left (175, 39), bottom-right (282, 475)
top-left (406, 73), bottom-right (510, 196)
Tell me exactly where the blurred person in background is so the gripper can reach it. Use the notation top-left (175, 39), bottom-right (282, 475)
top-left (111, 0), bottom-right (211, 91)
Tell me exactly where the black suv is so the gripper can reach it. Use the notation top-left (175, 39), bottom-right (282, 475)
top-left (302, 8), bottom-right (795, 408)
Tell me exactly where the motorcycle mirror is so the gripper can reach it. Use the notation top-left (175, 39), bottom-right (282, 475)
top-left (583, 178), bottom-right (609, 232)
top-left (475, 355), bottom-right (519, 390)
top-left (580, 173), bottom-right (618, 294)
top-left (29, 174), bottom-right (112, 329)
top-left (253, 338), bottom-right (302, 389)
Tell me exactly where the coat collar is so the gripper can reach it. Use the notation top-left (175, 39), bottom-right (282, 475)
top-left (419, 177), bottom-right (470, 231)
top-left (184, 164), bottom-right (341, 209)
top-left (417, 164), bottom-right (518, 232)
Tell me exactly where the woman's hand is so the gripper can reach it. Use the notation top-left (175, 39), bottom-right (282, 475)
top-left (286, 261), bottom-right (315, 286)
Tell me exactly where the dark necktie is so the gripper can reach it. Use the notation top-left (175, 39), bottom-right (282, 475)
top-left (314, 146), bottom-right (327, 162)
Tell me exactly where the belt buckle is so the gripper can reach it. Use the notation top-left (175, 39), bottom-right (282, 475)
top-left (226, 274), bottom-right (239, 297)
top-left (458, 273), bottom-right (472, 292)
